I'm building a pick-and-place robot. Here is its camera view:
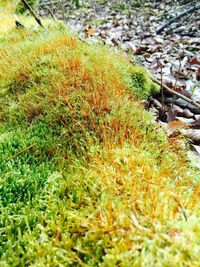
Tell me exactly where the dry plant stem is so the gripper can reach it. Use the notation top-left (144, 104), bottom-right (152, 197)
top-left (156, 4), bottom-right (200, 34)
top-left (7, 144), bottom-right (36, 161)
top-left (47, 7), bottom-right (56, 21)
top-left (172, 57), bottom-right (182, 108)
top-left (160, 67), bottom-right (165, 112)
top-left (152, 77), bottom-right (200, 110)
top-left (173, 196), bottom-right (187, 221)
top-left (21, 0), bottom-right (44, 27)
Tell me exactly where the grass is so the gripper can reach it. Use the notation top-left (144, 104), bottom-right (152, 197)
top-left (0, 6), bottom-right (200, 267)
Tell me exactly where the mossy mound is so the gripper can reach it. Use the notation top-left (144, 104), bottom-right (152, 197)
top-left (0, 13), bottom-right (200, 267)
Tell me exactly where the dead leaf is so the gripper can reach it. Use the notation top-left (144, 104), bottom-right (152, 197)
top-left (183, 109), bottom-right (194, 118)
top-left (135, 45), bottom-right (149, 55)
top-left (85, 26), bottom-right (95, 36)
top-left (190, 144), bottom-right (200, 155)
top-left (191, 118), bottom-right (200, 129)
top-left (181, 129), bottom-right (200, 143)
top-left (167, 120), bottom-right (187, 136)
top-left (189, 57), bottom-right (200, 65)
top-left (166, 108), bottom-right (177, 122)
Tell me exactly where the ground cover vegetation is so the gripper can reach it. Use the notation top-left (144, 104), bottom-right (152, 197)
top-left (0, 4), bottom-right (200, 267)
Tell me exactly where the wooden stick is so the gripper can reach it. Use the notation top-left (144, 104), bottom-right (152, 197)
top-left (21, 0), bottom-right (44, 27)
top-left (156, 4), bottom-right (200, 34)
top-left (152, 77), bottom-right (200, 110)
top-left (7, 144), bottom-right (36, 161)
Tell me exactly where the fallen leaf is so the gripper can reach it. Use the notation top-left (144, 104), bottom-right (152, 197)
top-left (181, 129), bottom-right (200, 143)
top-left (85, 26), bottom-right (95, 36)
top-left (189, 57), bottom-right (200, 65)
top-left (167, 120), bottom-right (187, 136)
top-left (190, 144), bottom-right (200, 155)
top-left (166, 108), bottom-right (177, 122)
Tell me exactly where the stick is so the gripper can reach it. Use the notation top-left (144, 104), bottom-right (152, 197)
top-left (156, 4), bottom-right (200, 34)
top-left (47, 7), bottom-right (57, 21)
top-left (7, 144), bottom-right (36, 161)
top-left (152, 77), bottom-right (200, 110)
top-left (21, 0), bottom-right (44, 27)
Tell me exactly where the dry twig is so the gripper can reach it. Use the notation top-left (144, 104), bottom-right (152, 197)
top-left (7, 144), bottom-right (36, 161)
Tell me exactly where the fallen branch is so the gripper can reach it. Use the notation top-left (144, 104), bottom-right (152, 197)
top-left (7, 144), bottom-right (36, 161)
top-left (21, 0), bottom-right (44, 27)
top-left (156, 4), bottom-right (200, 34)
top-left (152, 77), bottom-right (200, 110)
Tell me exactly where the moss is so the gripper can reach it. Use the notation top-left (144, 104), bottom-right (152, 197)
top-left (15, 0), bottom-right (38, 14)
top-left (130, 65), bottom-right (160, 99)
top-left (0, 10), bottom-right (200, 267)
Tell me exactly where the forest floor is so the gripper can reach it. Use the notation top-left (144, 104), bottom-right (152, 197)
top-left (38, 0), bottom-right (200, 162)
top-left (39, 0), bottom-right (200, 100)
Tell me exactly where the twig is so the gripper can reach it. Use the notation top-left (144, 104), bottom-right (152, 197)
top-left (160, 65), bottom-right (164, 112)
top-left (173, 195), bottom-right (187, 221)
top-left (21, 0), bottom-right (44, 28)
top-left (152, 77), bottom-right (200, 110)
top-left (156, 4), bottom-right (200, 34)
top-left (47, 7), bottom-right (56, 21)
top-left (7, 144), bottom-right (36, 161)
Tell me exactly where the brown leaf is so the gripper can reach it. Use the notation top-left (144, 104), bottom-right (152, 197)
top-left (164, 81), bottom-right (192, 99)
top-left (191, 118), bottom-right (200, 129)
top-left (166, 108), bottom-right (177, 122)
top-left (85, 26), bottom-right (95, 36)
top-left (190, 144), bottom-right (200, 156)
top-left (189, 57), bottom-right (200, 65)
top-left (135, 45), bottom-right (148, 55)
top-left (181, 129), bottom-right (200, 144)
top-left (167, 120), bottom-right (187, 136)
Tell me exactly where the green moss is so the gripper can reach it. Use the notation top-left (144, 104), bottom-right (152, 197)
top-left (0, 15), bottom-right (199, 267)
top-left (130, 65), bottom-right (160, 99)
top-left (15, 0), bottom-right (38, 14)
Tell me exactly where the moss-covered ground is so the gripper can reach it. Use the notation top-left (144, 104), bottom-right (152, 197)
top-left (0, 4), bottom-right (200, 267)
